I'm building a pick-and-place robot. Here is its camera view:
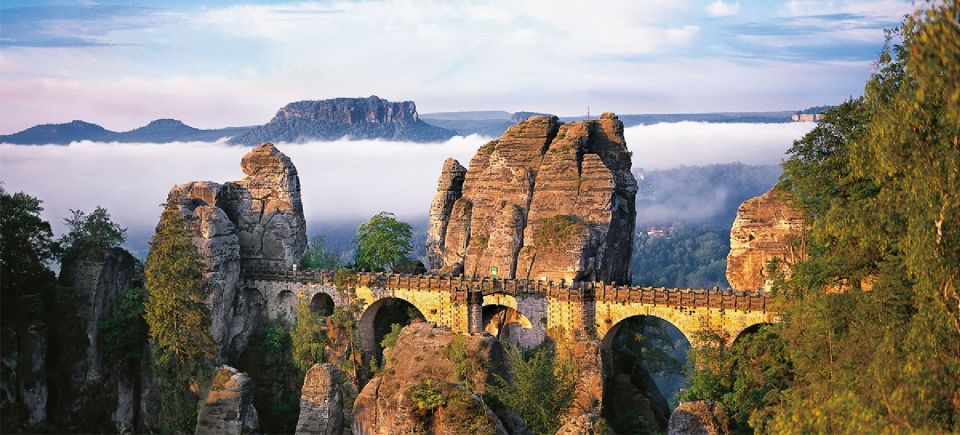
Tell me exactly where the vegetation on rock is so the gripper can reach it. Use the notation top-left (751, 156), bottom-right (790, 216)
top-left (58, 206), bottom-right (127, 257)
top-left (533, 214), bottom-right (584, 249)
top-left (238, 320), bottom-right (302, 434)
top-left (292, 301), bottom-right (328, 372)
top-left (490, 345), bottom-right (576, 434)
top-left (682, 5), bottom-right (960, 432)
top-left (144, 204), bottom-right (214, 433)
top-left (99, 287), bottom-right (148, 375)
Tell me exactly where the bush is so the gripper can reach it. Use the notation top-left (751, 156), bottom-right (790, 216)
top-left (409, 378), bottom-right (445, 413)
top-left (533, 215), bottom-right (585, 249)
top-left (291, 302), bottom-right (327, 372)
top-left (99, 287), bottom-right (148, 374)
top-left (490, 345), bottom-right (576, 434)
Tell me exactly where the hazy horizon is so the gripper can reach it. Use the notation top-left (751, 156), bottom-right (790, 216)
top-left (0, 121), bottom-right (812, 256)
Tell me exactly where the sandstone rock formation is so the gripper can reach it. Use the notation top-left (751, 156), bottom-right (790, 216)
top-left (352, 323), bottom-right (509, 434)
top-left (295, 363), bottom-right (346, 435)
top-left (229, 96), bottom-right (456, 144)
top-left (163, 143), bottom-right (306, 361)
top-left (556, 413), bottom-right (612, 435)
top-left (667, 401), bottom-right (729, 435)
top-left (0, 320), bottom-right (48, 428)
top-left (427, 113), bottom-right (637, 283)
top-left (52, 247), bottom-right (138, 430)
top-left (727, 189), bottom-right (806, 292)
top-left (195, 366), bottom-right (259, 435)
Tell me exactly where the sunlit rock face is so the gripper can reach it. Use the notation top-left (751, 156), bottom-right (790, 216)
top-left (162, 143), bottom-right (307, 362)
top-left (726, 188), bottom-right (807, 292)
top-left (195, 366), bottom-right (259, 435)
top-left (427, 113), bottom-right (637, 283)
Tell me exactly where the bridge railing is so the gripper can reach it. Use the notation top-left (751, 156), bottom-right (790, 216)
top-left (240, 265), bottom-right (771, 312)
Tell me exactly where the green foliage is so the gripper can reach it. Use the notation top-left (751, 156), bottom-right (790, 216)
top-left (447, 334), bottom-right (483, 390)
top-left (409, 378), bottom-right (445, 413)
top-left (490, 345), bottom-right (576, 435)
top-left (631, 225), bottom-right (730, 288)
top-left (443, 387), bottom-right (497, 435)
top-left (239, 320), bottom-right (301, 434)
top-left (144, 203), bottom-right (214, 433)
top-left (99, 287), bottom-right (148, 374)
top-left (59, 206), bottom-right (127, 256)
top-left (679, 326), bottom-right (791, 432)
top-left (301, 234), bottom-right (342, 269)
top-left (291, 301), bottom-right (327, 373)
top-left (0, 185), bottom-right (59, 327)
top-left (380, 323), bottom-right (403, 350)
top-left (353, 211), bottom-right (413, 272)
top-left (533, 214), bottom-right (584, 249)
top-left (684, 6), bottom-right (960, 432)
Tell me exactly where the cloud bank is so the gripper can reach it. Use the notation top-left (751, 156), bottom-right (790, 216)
top-left (0, 121), bottom-right (812, 256)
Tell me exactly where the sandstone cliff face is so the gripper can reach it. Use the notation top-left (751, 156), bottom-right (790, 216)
top-left (229, 96), bottom-right (456, 144)
top-left (352, 323), bottom-right (509, 435)
top-left (163, 143), bottom-right (306, 362)
top-left (295, 363), bottom-right (346, 435)
top-left (52, 247), bottom-right (138, 429)
top-left (667, 401), bottom-right (729, 435)
top-left (726, 189), bottom-right (806, 292)
top-left (427, 113), bottom-right (637, 283)
top-left (195, 366), bottom-right (259, 435)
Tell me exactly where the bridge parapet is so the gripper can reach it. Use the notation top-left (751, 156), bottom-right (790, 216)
top-left (241, 265), bottom-right (773, 312)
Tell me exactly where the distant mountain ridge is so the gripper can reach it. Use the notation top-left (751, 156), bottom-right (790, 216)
top-left (227, 96), bottom-right (456, 144)
top-left (0, 119), bottom-right (250, 145)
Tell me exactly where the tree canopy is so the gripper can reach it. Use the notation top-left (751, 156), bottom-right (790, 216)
top-left (682, 4), bottom-right (960, 432)
top-left (353, 211), bottom-right (413, 272)
top-left (59, 206), bottom-right (127, 256)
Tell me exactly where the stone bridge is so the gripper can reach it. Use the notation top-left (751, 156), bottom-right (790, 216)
top-left (241, 265), bottom-right (777, 354)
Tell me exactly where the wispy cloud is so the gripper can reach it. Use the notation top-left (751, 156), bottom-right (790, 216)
top-left (707, 0), bottom-right (740, 17)
top-left (0, 0), bottom-right (916, 132)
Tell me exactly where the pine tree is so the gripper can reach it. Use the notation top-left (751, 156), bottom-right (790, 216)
top-left (144, 204), bottom-right (214, 432)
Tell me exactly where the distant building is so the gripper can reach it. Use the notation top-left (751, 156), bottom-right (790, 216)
top-left (645, 226), bottom-right (673, 237)
top-left (791, 113), bottom-right (822, 122)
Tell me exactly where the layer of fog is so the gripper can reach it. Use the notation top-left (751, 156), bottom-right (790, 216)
top-left (0, 121), bottom-right (813, 257)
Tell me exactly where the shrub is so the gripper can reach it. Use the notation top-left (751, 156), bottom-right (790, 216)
top-left (490, 345), bottom-right (576, 434)
top-left (409, 378), bottom-right (445, 413)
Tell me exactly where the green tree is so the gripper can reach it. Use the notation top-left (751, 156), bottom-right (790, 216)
top-left (59, 206), bottom-right (127, 256)
top-left (291, 301), bottom-right (327, 372)
top-left (0, 185), bottom-right (59, 325)
top-left (353, 212), bottom-right (413, 272)
top-left (99, 287), bottom-right (148, 375)
top-left (682, 5), bottom-right (960, 432)
top-left (302, 234), bottom-right (342, 269)
top-left (490, 345), bottom-right (576, 435)
top-left (144, 204), bottom-right (214, 433)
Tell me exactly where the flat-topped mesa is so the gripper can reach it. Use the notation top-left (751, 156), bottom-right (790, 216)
top-left (228, 96), bottom-right (456, 144)
top-left (726, 188), bottom-right (807, 293)
top-left (427, 112), bottom-right (638, 283)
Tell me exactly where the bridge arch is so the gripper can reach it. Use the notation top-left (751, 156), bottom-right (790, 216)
top-left (601, 314), bottom-right (691, 433)
top-left (310, 292), bottom-right (335, 316)
top-left (482, 293), bottom-right (546, 348)
top-left (358, 297), bottom-right (426, 367)
top-left (482, 304), bottom-right (538, 349)
top-left (732, 322), bottom-right (775, 345)
top-left (274, 290), bottom-right (297, 323)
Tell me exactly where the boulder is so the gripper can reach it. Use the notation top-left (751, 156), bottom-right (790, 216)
top-left (295, 363), bottom-right (345, 435)
top-left (427, 113), bottom-right (637, 283)
top-left (557, 413), bottom-right (612, 435)
top-left (195, 366), bottom-right (259, 435)
top-left (667, 401), bottom-right (729, 435)
top-left (352, 323), bottom-right (508, 435)
top-left (726, 189), bottom-right (806, 292)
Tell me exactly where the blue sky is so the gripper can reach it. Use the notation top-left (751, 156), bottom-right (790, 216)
top-left (0, 0), bottom-right (914, 132)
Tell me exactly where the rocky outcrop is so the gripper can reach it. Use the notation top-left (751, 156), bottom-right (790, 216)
top-left (726, 189), bottom-right (806, 292)
top-left (229, 96), bottom-right (456, 144)
top-left (51, 248), bottom-right (138, 429)
top-left (425, 159), bottom-right (468, 270)
top-left (427, 113), bottom-right (637, 283)
top-left (163, 143), bottom-right (306, 362)
top-left (667, 401), bottom-right (729, 435)
top-left (195, 366), bottom-right (260, 435)
top-left (352, 323), bottom-right (508, 435)
top-left (295, 363), bottom-right (346, 435)
top-left (0, 321), bottom-right (48, 428)
top-left (557, 413), bottom-right (611, 435)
